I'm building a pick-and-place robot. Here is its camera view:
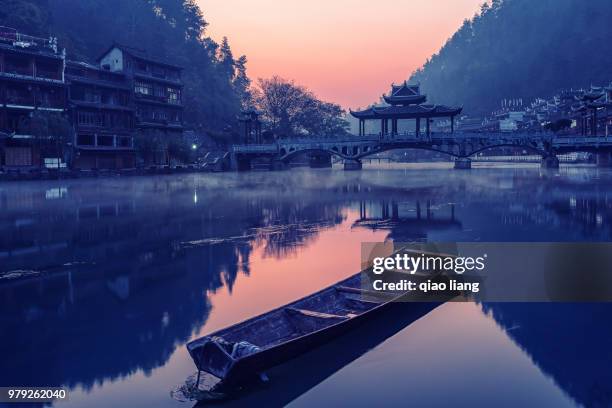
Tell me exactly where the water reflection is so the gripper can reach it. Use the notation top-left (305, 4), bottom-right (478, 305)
top-left (199, 302), bottom-right (441, 407)
top-left (353, 200), bottom-right (461, 241)
top-left (483, 303), bottom-right (612, 407)
top-left (0, 167), bottom-right (611, 406)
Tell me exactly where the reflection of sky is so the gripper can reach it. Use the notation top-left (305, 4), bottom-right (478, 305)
top-left (290, 303), bottom-right (574, 408)
top-left (1, 166), bottom-right (611, 407)
top-left (56, 210), bottom-right (389, 408)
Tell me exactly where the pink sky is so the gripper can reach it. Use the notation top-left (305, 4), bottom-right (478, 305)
top-left (200, 0), bottom-right (484, 108)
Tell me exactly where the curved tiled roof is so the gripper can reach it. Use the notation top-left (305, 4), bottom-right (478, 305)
top-left (384, 81), bottom-right (426, 105)
top-left (350, 104), bottom-right (462, 119)
top-left (383, 94), bottom-right (427, 105)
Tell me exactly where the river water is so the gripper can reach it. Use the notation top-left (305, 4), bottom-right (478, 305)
top-left (0, 163), bottom-right (610, 407)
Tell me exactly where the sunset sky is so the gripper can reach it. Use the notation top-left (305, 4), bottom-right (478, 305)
top-left (200, 0), bottom-right (485, 108)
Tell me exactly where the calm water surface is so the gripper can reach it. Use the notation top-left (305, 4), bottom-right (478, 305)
top-left (0, 163), bottom-right (611, 408)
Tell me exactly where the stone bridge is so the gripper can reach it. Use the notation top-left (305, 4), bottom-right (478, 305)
top-left (230, 132), bottom-right (612, 170)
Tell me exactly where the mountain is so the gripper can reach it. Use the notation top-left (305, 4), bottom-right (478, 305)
top-left (410, 0), bottom-right (612, 115)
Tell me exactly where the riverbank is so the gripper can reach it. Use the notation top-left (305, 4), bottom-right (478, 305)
top-left (0, 165), bottom-right (209, 182)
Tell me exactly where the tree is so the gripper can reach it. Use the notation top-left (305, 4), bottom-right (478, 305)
top-left (0, 0), bottom-right (50, 36)
top-left (234, 55), bottom-right (252, 108)
top-left (253, 76), bottom-right (348, 138)
top-left (410, 0), bottom-right (612, 115)
top-left (218, 36), bottom-right (235, 81)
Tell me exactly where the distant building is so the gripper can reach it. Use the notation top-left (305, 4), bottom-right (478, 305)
top-left (238, 109), bottom-right (262, 144)
top-left (499, 118), bottom-right (518, 132)
top-left (0, 26), bottom-right (66, 168)
top-left (571, 85), bottom-right (612, 136)
top-left (97, 44), bottom-right (184, 165)
top-left (65, 60), bottom-right (136, 169)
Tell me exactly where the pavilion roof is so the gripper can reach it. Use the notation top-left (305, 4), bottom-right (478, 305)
top-left (384, 81), bottom-right (426, 105)
top-left (383, 94), bottom-right (427, 105)
top-left (392, 82), bottom-right (420, 96)
top-left (350, 104), bottom-right (462, 119)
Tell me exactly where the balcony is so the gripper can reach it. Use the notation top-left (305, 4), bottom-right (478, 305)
top-left (134, 92), bottom-right (182, 106)
top-left (136, 116), bottom-right (183, 128)
top-left (4, 64), bottom-right (33, 77)
top-left (36, 67), bottom-right (61, 81)
top-left (76, 134), bottom-right (134, 150)
top-left (5, 95), bottom-right (35, 107)
top-left (1, 63), bottom-right (64, 83)
top-left (134, 70), bottom-right (181, 84)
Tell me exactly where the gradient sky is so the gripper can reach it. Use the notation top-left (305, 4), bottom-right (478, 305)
top-left (200, 0), bottom-right (484, 108)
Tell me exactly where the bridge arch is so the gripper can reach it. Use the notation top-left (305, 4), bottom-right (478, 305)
top-left (275, 135), bottom-right (559, 163)
top-left (466, 143), bottom-right (547, 157)
top-left (279, 147), bottom-right (353, 162)
top-left (351, 142), bottom-right (550, 160)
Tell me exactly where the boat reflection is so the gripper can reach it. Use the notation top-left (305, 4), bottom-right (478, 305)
top-left (197, 302), bottom-right (442, 407)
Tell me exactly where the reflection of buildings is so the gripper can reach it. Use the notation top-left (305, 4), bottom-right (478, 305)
top-left (353, 200), bottom-right (461, 241)
top-left (483, 303), bottom-right (612, 408)
top-left (0, 182), bottom-right (347, 389)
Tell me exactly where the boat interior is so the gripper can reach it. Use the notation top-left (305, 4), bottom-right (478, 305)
top-left (213, 273), bottom-right (396, 350)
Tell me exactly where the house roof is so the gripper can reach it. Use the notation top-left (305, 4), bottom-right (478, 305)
top-left (96, 43), bottom-right (183, 70)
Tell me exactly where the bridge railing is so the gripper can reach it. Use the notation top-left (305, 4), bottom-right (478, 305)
top-left (232, 144), bottom-right (278, 153)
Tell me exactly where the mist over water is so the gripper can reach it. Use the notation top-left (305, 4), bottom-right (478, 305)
top-left (0, 165), bottom-right (610, 407)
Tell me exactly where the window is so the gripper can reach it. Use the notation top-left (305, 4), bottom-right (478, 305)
top-left (137, 107), bottom-right (153, 121)
top-left (77, 111), bottom-right (104, 126)
top-left (5, 55), bottom-right (31, 76)
top-left (44, 158), bottom-right (66, 168)
top-left (97, 135), bottom-right (114, 146)
top-left (154, 86), bottom-right (166, 98)
top-left (167, 87), bottom-right (181, 104)
top-left (154, 110), bottom-right (167, 120)
top-left (77, 134), bottom-right (95, 145)
top-left (134, 81), bottom-right (153, 95)
top-left (170, 110), bottom-right (181, 123)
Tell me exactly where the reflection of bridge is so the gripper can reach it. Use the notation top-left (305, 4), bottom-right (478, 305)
top-left (230, 132), bottom-right (612, 170)
top-left (352, 200), bottom-right (461, 241)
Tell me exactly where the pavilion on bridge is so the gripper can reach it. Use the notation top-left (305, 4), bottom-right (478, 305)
top-left (350, 82), bottom-right (462, 138)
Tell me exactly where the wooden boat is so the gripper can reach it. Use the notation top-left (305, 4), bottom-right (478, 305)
top-left (186, 258), bottom-right (456, 392)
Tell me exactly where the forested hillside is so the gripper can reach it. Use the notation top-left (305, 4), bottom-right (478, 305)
top-left (1, 0), bottom-right (249, 132)
top-left (410, 0), bottom-right (612, 114)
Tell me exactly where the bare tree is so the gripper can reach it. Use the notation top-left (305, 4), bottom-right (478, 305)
top-left (253, 76), bottom-right (348, 139)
